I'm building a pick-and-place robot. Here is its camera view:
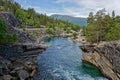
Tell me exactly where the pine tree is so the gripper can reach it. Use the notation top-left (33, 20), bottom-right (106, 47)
top-left (112, 10), bottom-right (115, 19)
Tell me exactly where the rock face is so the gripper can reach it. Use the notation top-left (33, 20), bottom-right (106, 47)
top-left (80, 42), bottom-right (120, 80)
top-left (0, 12), bottom-right (21, 28)
top-left (0, 45), bottom-right (23, 60)
top-left (18, 70), bottom-right (29, 80)
top-left (0, 12), bottom-right (34, 44)
top-left (97, 41), bottom-right (120, 75)
top-left (0, 12), bottom-right (49, 80)
top-left (0, 43), bottom-right (48, 79)
top-left (0, 51), bottom-right (40, 80)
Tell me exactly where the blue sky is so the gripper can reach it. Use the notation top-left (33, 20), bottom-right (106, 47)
top-left (14, 0), bottom-right (120, 17)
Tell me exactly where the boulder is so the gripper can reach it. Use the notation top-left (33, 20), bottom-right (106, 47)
top-left (3, 75), bottom-right (13, 80)
top-left (30, 69), bottom-right (37, 77)
top-left (18, 70), bottom-right (29, 80)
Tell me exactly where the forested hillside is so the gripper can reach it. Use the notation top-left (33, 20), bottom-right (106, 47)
top-left (84, 9), bottom-right (120, 43)
top-left (0, 0), bottom-right (81, 45)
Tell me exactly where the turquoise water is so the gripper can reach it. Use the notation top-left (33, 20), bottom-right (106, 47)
top-left (36, 37), bottom-right (108, 80)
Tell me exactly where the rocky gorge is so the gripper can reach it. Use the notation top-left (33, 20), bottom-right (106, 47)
top-left (0, 12), bottom-right (76, 80)
top-left (80, 41), bottom-right (120, 80)
top-left (1, 12), bottom-right (120, 80)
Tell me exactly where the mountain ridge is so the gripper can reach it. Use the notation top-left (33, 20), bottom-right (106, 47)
top-left (51, 14), bottom-right (87, 26)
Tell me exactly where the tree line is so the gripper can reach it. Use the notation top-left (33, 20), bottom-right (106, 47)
top-left (0, 0), bottom-right (81, 32)
top-left (83, 8), bottom-right (120, 43)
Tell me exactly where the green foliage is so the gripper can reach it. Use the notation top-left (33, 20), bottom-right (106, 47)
top-left (0, 18), bottom-right (18, 45)
top-left (112, 10), bottom-right (115, 19)
top-left (22, 24), bottom-right (26, 31)
top-left (46, 28), bottom-right (54, 35)
top-left (0, 18), bottom-right (7, 33)
top-left (85, 22), bottom-right (98, 42)
top-left (73, 32), bottom-right (77, 39)
top-left (15, 9), bottom-right (27, 22)
top-left (87, 12), bottom-right (94, 24)
top-left (12, 34), bottom-right (18, 42)
top-left (66, 28), bottom-right (71, 33)
top-left (105, 23), bottom-right (120, 41)
top-left (71, 25), bottom-right (81, 32)
top-left (85, 9), bottom-right (120, 43)
top-left (34, 22), bottom-right (41, 28)
top-left (0, 0), bottom-right (81, 37)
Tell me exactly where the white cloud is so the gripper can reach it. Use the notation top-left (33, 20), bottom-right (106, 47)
top-left (18, 0), bottom-right (120, 17)
top-left (55, 0), bottom-right (120, 17)
top-left (61, 7), bottom-right (89, 17)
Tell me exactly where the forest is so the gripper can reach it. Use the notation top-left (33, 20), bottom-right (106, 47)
top-left (84, 9), bottom-right (120, 43)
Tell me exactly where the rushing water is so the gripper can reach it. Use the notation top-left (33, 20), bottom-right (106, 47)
top-left (36, 37), bottom-right (108, 80)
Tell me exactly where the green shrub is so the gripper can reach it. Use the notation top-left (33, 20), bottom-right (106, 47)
top-left (0, 18), bottom-right (18, 45)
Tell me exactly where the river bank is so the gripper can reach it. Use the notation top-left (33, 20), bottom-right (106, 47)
top-left (73, 32), bottom-right (120, 80)
top-left (0, 12), bottom-right (44, 80)
top-left (80, 41), bottom-right (120, 80)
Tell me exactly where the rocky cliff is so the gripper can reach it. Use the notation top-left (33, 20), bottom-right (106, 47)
top-left (0, 12), bottom-right (49, 80)
top-left (80, 41), bottom-right (120, 80)
top-left (0, 12), bottom-right (35, 44)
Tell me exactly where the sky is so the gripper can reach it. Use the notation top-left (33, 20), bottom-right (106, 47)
top-left (14, 0), bottom-right (120, 18)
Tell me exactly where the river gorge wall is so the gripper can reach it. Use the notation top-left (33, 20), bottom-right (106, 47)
top-left (0, 44), bottom-right (48, 80)
top-left (0, 12), bottom-right (50, 80)
top-left (80, 41), bottom-right (120, 80)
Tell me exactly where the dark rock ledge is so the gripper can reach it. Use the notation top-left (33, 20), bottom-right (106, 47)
top-left (80, 41), bottom-right (120, 80)
top-left (0, 12), bottom-right (51, 80)
top-left (0, 44), bottom-right (49, 80)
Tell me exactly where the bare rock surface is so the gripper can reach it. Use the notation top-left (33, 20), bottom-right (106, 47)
top-left (80, 41), bottom-right (120, 80)
top-left (0, 12), bottom-right (35, 44)
top-left (18, 70), bottom-right (29, 80)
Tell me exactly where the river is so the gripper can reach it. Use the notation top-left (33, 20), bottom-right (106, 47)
top-left (36, 37), bottom-right (108, 80)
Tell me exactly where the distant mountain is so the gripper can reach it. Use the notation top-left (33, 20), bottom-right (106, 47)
top-left (51, 14), bottom-right (87, 26)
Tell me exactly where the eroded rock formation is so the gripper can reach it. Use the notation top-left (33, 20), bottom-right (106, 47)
top-left (80, 41), bottom-right (120, 80)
